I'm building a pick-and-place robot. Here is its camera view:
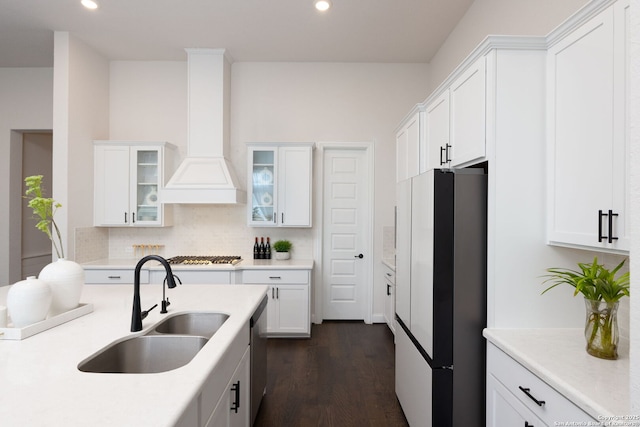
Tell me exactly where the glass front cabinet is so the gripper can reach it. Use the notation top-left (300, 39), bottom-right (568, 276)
top-left (93, 141), bottom-right (176, 227)
top-left (247, 143), bottom-right (314, 227)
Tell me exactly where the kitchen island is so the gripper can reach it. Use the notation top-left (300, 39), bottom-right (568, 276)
top-left (0, 283), bottom-right (268, 427)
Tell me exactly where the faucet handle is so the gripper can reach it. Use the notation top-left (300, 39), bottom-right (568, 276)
top-left (141, 303), bottom-right (158, 320)
top-left (161, 298), bottom-right (171, 314)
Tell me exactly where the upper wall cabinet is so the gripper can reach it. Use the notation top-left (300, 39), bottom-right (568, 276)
top-left (94, 141), bottom-right (176, 227)
top-left (395, 106), bottom-right (424, 182)
top-left (425, 55), bottom-right (487, 170)
top-left (247, 143), bottom-right (314, 227)
top-left (547, 0), bottom-right (629, 253)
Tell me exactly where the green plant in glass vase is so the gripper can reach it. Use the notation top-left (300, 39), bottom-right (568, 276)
top-left (24, 175), bottom-right (65, 259)
top-left (542, 257), bottom-right (629, 359)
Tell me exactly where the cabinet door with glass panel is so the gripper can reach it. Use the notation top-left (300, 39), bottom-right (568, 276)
top-left (247, 143), bottom-right (313, 227)
top-left (94, 141), bottom-right (175, 227)
top-left (249, 147), bottom-right (278, 225)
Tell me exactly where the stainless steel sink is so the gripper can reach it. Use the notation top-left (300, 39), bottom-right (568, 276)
top-left (151, 312), bottom-right (229, 338)
top-left (78, 335), bottom-right (208, 374)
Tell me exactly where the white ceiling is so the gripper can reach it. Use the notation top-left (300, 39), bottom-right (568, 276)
top-left (0, 0), bottom-right (474, 67)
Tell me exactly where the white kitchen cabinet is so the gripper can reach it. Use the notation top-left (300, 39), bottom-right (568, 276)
top-left (487, 343), bottom-right (597, 426)
top-left (94, 141), bottom-right (176, 227)
top-left (383, 263), bottom-right (396, 334)
top-left (84, 267), bottom-right (149, 284)
top-left (546, 0), bottom-right (629, 253)
top-left (247, 143), bottom-right (314, 227)
top-left (395, 107), bottom-right (424, 182)
top-left (150, 269), bottom-right (233, 285)
top-left (205, 346), bottom-right (250, 427)
top-left (242, 269), bottom-right (310, 337)
top-left (424, 55), bottom-right (486, 170)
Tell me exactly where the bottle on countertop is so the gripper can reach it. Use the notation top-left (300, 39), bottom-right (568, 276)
top-left (259, 237), bottom-right (265, 259)
top-left (265, 237), bottom-right (271, 259)
top-left (253, 237), bottom-right (259, 259)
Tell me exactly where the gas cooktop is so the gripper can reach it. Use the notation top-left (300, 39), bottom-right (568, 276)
top-left (167, 255), bottom-right (242, 265)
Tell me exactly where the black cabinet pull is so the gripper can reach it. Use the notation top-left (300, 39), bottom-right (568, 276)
top-left (387, 284), bottom-right (391, 296)
top-left (525, 422), bottom-right (534, 427)
top-left (444, 143), bottom-right (451, 163)
top-left (518, 386), bottom-right (545, 407)
top-left (230, 381), bottom-right (240, 413)
top-left (281, 212), bottom-right (284, 224)
top-left (276, 287), bottom-right (279, 299)
top-left (598, 210), bottom-right (606, 242)
top-left (124, 212), bottom-right (128, 223)
top-left (107, 275), bottom-right (121, 279)
top-left (269, 276), bottom-right (282, 279)
top-left (598, 209), bottom-right (620, 244)
top-left (132, 212), bottom-right (135, 223)
top-left (271, 287), bottom-right (275, 299)
top-left (440, 145), bottom-right (446, 165)
top-left (608, 209), bottom-right (619, 243)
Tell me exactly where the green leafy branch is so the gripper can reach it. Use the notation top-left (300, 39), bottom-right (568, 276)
top-left (541, 257), bottom-right (629, 303)
top-left (24, 175), bottom-right (65, 259)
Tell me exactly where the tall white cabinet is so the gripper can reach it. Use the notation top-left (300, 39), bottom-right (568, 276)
top-left (247, 143), bottom-right (314, 227)
top-left (546, 0), bottom-right (629, 254)
top-left (93, 141), bottom-right (176, 227)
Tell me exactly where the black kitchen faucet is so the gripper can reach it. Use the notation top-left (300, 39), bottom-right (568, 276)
top-left (131, 255), bottom-right (177, 332)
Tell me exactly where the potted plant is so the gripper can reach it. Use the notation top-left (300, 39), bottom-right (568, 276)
top-left (272, 240), bottom-right (292, 260)
top-left (542, 257), bottom-right (629, 360)
top-left (24, 175), bottom-right (84, 315)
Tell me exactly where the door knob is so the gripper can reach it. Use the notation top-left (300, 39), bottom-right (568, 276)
top-left (355, 254), bottom-right (364, 259)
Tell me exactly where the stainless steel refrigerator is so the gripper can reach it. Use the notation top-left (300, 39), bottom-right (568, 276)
top-left (395, 168), bottom-right (487, 427)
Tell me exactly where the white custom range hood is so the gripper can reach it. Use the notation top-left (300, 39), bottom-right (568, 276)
top-left (161, 48), bottom-right (246, 204)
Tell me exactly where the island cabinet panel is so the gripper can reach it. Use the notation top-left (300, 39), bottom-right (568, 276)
top-left (241, 269), bottom-right (310, 337)
top-left (546, 0), bottom-right (629, 253)
top-left (486, 343), bottom-right (596, 426)
top-left (205, 346), bottom-right (250, 427)
top-left (180, 323), bottom-right (249, 427)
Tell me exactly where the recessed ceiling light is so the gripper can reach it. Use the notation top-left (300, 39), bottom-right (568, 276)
top-left (81, 0), bottom-right (98, 10)
top-left (314, 0), bottom-right (332, 12)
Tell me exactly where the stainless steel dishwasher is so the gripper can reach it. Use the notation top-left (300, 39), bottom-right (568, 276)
top-left (250, 295), bottom-right (268, 425)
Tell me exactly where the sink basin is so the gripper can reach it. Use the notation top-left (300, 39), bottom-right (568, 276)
top-left (151, 312), bottom-right (229, 338)
top-left (78, 335), bottom-right (208, 374)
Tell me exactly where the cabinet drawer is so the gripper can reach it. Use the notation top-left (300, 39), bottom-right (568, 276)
top-left (156, 270), bottom-right (232, 285)
top-left (242, 269), bottom-right (309, 284)
top-left (488, 344), bottom-right (595, 425)
top-left (383, 267), bottom-right (395, 284)
top-left (84, 268), bottom-right (148, 284)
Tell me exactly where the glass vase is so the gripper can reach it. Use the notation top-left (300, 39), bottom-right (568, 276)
top-left (584, 298), bottom-right (619, 360)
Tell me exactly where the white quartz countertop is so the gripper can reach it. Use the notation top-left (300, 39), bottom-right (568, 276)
top-left (82, 258), bottom-right (314, 271)
top-left (0, 283), bottom-right (268, 427)
top-left (484, 328), bottom-right (630, 419)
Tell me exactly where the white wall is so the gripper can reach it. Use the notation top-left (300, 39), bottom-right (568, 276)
top-left (53, 32), bottom-right (110, 261)
top-left (428, 0), bottom-right (589, 91)
top-left (0, 68), bottom-right (53, 285)
top-left (106, 60), bottom-right (430, 322)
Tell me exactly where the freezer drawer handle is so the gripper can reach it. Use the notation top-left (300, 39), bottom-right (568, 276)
top-left (518, 386), bottom-right (545, 407)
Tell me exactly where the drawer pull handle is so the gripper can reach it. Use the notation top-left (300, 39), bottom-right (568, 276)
top-left (518, 386), bottom-right (545, 407)
top-left (525, 422), bottom-right (534, 427)
top-left (269, 276), bottom-right (281, 279)
top-left (107, 276), bottom-right (121, 279)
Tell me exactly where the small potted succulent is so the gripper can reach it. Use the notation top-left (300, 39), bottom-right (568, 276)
top-left (542, 257), bottom-right (629, 360)
top-left (272, 240), bottom-right (292, 260)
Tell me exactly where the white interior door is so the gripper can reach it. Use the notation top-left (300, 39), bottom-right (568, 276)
top-left (322, 147), bottom-right (370, 320)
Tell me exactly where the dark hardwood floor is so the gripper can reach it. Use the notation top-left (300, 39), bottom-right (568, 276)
top-left (253, 321), bottom-right (409, 427)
